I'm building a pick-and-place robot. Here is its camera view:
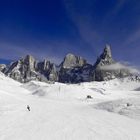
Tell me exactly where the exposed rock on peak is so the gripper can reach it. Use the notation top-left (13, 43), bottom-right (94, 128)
top-left (94, 44), bottom-right (115, 68)
top-left (0, 64), bottom-right (6, 72)
top-left (37, 59), bottom-right (58, 82)
top-left (24, 54), bottom-right (34, 60)
top-left (61, 53), bottom-right (87, 69)
top-left (101, 44), bottom-right (112, 59)
top-left (23, 55), bottom-right (36, 71)
top-left (24, 54), bottom-right (35, 63)
top-left (4, 55), bottom-right (39, 82)
top-left (92, 45), bottom-right (130, 81)
top-left (1, 44), bottom-right (135, 83)
top-left (59, 54), bottom-right (92, 83)
top-left (43, 59), bottom-right (51, 71)
top-left (37, 59), bottom-right (51, 72)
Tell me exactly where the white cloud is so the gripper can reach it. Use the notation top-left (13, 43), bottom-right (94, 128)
top-left (123, 29), bottom-right (140, 46)
top-left (100, 63), bottom-right (126, 70)
top-left (100, 62), bottom-right (140, 74)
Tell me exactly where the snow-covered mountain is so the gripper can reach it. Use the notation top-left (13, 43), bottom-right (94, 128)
top-left (0, 44), bottom-right (139, 83)
top-left (0, 71), bottom-right (140, 140)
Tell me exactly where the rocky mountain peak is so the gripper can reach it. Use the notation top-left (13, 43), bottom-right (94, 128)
top-left (23, 54), bottom-right (35, 63)
top-left (43, 59), bottom-right (51, 71)
top-left (94, 44), bottom-right (115, 67)
top-left (23, 55), bottom-right (35, 70)
top-left (0, 64), bottom-right (6, 72)
top-left (66, 53), bottom-right (75, 58)
top-left (61, 53), bottom-right (87, 69)
top-left (101, 44), bottom-right (112, 59)
top-left (0, 45), bottom-right (135, 83)
top-left (92, 44), bottom-right (131, 81)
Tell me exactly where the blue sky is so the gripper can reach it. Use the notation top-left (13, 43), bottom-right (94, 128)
top-left (0, 0), bottom-right (140, 66)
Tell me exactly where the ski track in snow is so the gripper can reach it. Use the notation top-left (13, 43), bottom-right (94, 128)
top-left (0, 73), bottom-right (140, 140)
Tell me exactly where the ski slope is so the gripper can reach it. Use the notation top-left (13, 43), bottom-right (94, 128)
top-left (0, 72), bottom-right (140, 140)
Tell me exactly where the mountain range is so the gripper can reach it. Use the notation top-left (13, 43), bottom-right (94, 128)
top-left (0, 44), bottom-right (138, 83)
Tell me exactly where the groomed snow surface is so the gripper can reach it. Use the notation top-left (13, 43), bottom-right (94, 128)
top-left (0, 72), bottom-right (140, 140)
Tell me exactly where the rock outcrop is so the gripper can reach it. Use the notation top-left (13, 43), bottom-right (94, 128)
top-left (37, 59), bottom-right (58, 82)
top-left (0, 64), bottom-right (6, 72)
top-left (94, 44), bottom-right (115, 67)
top-left (4, 55), bottom-right (58, 83)
top-left (92, 45), bottom-right (130, 81)
top-left (60, 53), bottom-right (87, 69)
top-left (5, 55), bottom-right (39, 82)
top-left (1, 45), bottom-right (136, 83)
top-left (59, 53), bottom-right (92, 83)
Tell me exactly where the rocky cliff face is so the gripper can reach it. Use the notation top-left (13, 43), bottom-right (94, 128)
top-left (94, 45), bottom-right (115, 67)
top-left (1, 45), bottom-right (136, 83)
top-left (59, 53), bottom-right (92, 83)
top-left (60, 53), bottom-right (87, 69)
top-left (92, 45), bottom-right (130, 81)
top-left (37, 59), bottom-right (58, 82)
top-left (4, 55), bottom-right (58, 83)
top-left (0, 64), bottom-right (6, 72)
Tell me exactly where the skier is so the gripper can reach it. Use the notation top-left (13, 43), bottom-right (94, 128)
top-left (27, 105), bottom-right (30, 111)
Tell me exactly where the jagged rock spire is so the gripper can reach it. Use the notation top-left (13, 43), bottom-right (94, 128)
top-left (92, 45), bottom-right (131, 81)
top-left (43, 59), bottom-right (51, 71)
top-left (101, 44), bottom-right (112, 59)
top-left (23, 54), bottom-right (35, 70)
top-left (94, 44), bottom-right (115, 67)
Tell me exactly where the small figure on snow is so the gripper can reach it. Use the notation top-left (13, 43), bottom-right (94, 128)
top-left (27, 105), bottom-right (30, 111)
top-left (86, 95), bottom-right (93, 99)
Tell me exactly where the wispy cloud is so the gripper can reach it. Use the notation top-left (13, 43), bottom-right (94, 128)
top-left (0, 42), bottom-right (63, 64)
top-left (100, 62), bottom-right (140, 74)
top-left (0, 42), bottom-right (30, 60)
top-left (101, 0), bottom-right (127, 30)
top-left (63, 0), bottom-right (103, 55)
top-left (123, 29), bottom-right (140, 46)
top-left (0, 40), bottom-right (85, 64)
top-left (105, 0), bottom-right (126, 17)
